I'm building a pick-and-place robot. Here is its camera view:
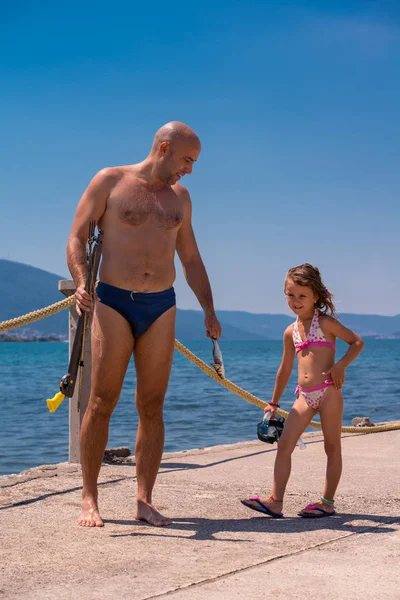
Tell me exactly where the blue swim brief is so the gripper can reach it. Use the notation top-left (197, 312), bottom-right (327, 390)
top-left (96, 281), bottom-right (176, 338)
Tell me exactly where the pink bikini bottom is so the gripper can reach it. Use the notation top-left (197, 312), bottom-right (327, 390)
top-left (295, 380), bottom-right (333, 410)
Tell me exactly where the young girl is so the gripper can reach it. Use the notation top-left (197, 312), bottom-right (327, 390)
top-left (241, 263), bottom-right (364, 518)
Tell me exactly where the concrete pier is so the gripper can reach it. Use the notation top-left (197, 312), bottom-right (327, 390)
top-left (1, 430), bottom-right (399, 599)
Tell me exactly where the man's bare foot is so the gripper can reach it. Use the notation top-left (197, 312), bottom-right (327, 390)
top-left (136, 500), bottom-right (172, 527)
top-left (79, 496), bottom-right (104, 527)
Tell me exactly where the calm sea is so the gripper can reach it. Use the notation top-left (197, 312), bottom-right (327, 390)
top-left (0, 340), bottom-right (399, 476)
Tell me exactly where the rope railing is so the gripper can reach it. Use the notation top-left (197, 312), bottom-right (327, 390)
top-left (0, 297), bottom-right (75, 333)
top-left (1, 298), bottom-right (400, 434)
top-left (174, 341), bottom-right (400, 434)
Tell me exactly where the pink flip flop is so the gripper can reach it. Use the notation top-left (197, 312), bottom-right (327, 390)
top-left (298, 503), bottom-right (336, 518)
top-left (240, 496), bottom-right (283, 518)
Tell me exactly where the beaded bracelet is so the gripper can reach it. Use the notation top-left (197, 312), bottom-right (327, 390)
top-left (268, 402), bottom-right (280, 408)
top-left (320, 495), bottom-right (334, 505)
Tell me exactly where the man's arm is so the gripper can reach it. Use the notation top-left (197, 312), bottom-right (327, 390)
top-left (67, 168), bottom-right (118, 314)
top-left (176, 190), bottom-right (222, 339)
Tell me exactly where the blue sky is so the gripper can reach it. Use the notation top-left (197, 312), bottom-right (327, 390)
top-left (1, 1), bottom-right (399, 315)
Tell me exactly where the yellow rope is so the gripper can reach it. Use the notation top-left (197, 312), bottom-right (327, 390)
top-left (0, 296), bottom-right (75, 333)
top-left (174, 340), bottom-right (400, 434)
top-left (1, 298), bottom-right (399, 434)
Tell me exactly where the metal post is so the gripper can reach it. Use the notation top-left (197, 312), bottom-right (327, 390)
top-left (59, 280), bottom-right (92, 463)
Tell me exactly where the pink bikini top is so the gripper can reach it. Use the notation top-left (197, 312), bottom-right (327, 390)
top-left (293, 310), bottom-right (336, 353)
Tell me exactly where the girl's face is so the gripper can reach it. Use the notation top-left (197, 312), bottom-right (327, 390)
top-left (285, 278), bottom-right (318, 317)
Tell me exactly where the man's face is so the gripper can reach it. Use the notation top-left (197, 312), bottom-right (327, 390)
top-left (159, 139), bottom-right (201, 185)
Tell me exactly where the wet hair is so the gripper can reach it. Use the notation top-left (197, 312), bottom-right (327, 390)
top-left (285, 263), bottom-right (337, 317)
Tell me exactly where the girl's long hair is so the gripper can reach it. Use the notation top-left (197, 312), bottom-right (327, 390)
top-left (285, 263), bottom-right (337, 317)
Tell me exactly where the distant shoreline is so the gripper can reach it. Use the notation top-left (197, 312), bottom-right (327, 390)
top-left (0, 335), bottom-right (67, 343)
top-left (0, 335), bottom-right (399, 343)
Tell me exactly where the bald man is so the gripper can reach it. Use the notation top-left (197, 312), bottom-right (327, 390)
top-left (67, 122), bottom-right (222, 527)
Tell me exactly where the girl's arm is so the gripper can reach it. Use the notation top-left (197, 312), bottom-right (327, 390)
top-left (267, 326), bottom-right (296, 415)
top-left (322, 317), bottom-right (364, 389)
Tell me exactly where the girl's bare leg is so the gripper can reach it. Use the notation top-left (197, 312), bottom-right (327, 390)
top-left (242, 394), bottom-right (316, 515)
top-left (299, 387), bottom-right (343, 516)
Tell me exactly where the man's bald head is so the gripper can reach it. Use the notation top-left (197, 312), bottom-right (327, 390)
top-left (151, 121), bottom-right (200, 153)
top-left (148, 121), bottom-right (201, 186)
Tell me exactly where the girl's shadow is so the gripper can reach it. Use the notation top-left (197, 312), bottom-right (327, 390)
top-left (108, 512), bottom-right (398, 541)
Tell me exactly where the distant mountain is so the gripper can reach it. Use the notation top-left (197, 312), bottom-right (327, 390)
top-left (332, 314), bottom-right (400, 338)
top-left (217, 310), bottom-right (400, 340)
top-left (1, 260), bottom-right (399, 340)
top-left (175, 309), bottom-right (266, 340)
top-left (216, 311), bottom-right (293, 340)
top-left (0, 260), bottom-right (263, 340)
top-left (0, 259), bottom-right (69, 336)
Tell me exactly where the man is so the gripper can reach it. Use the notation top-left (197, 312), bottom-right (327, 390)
top-left (67, 121), bottom-right (222, 528)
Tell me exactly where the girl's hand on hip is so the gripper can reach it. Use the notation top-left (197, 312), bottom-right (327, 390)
top-left (322, 363), bottom-right (345, 390)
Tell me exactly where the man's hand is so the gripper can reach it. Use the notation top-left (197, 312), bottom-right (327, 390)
top-left (205, 311), bottom-right (222, 341)
top-left (75, 285), bottom-right (92, 317)
top-left (322, 363), bottom-right (345, 390)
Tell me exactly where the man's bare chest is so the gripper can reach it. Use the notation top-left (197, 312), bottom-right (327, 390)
top-left (110, 184), bottom-right (184, 230)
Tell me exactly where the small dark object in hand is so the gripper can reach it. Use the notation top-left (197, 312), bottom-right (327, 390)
top-left (257, 414), bottom-right (285, 444)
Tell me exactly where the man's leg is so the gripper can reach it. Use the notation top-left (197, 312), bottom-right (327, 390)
top-left (133, 305), bottom-right (176, 527)
top-left (79, 302), bottom-right (134, 527)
